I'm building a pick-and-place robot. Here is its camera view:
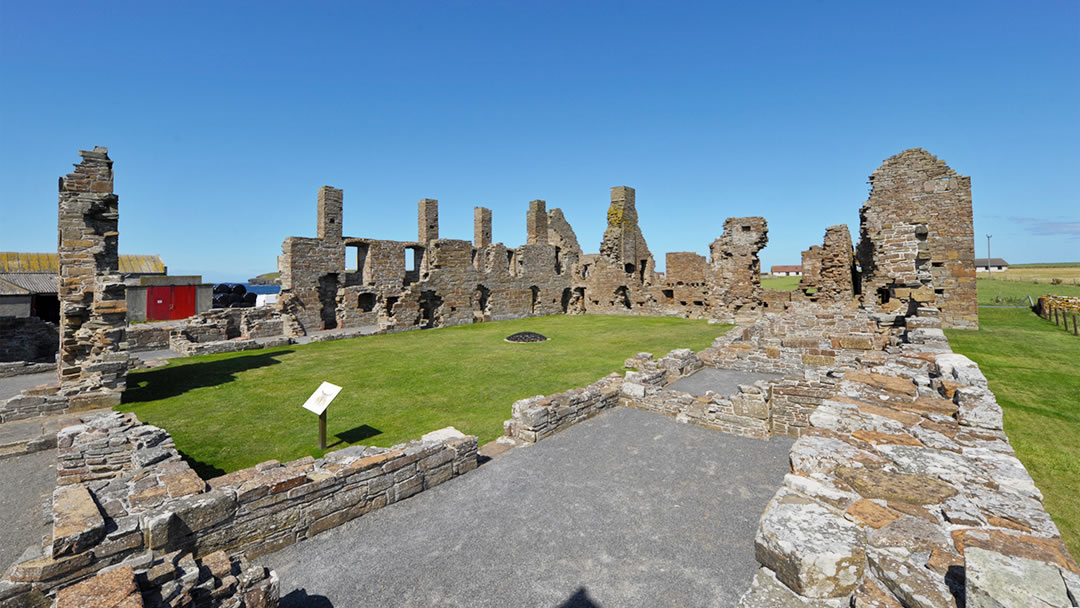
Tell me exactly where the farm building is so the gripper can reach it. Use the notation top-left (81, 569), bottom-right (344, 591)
top-left (0, 252), bottom-right (211, 322)
top-left (769, 264), bottom-right (802, 276)
top-left (974, 257), bottom-right (1008, 272)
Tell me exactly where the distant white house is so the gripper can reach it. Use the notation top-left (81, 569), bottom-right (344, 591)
top-left (975, 258), bottom-right (1008, 272)
top-left (770, 265), bottom-right (802, 277)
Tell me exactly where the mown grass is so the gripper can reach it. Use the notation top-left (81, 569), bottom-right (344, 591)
top-left (946, 308), bottom-right (1080, 556)
top-left (761, 275), bottom-right (801, 290)
top-left (120, 315), bottom-right (729, 476)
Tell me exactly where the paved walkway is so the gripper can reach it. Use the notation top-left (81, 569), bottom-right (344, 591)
top-left (263, 407), bottom-right (793, 608)
top-left (0, 372), bottom-right (55, 401)
top-left (0, 450), bottom-right (55, 573)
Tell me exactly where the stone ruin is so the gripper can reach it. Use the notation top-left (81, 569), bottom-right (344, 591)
top-left (857, 148), bottom-right (978, 329)
top-left (274, 148), bottom-right (978, 339)
top-left (9, 147), bottom-right (1061, 608)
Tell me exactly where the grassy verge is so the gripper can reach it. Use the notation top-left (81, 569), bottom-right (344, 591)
top-left (761, 276), bottom-right (800, 290)
top-left (977, 277), bottom-right (1080, 306)
top-left (946, 308), bottom-right (1080, 556)
top-left (120, 315), bottom-right (729, 476)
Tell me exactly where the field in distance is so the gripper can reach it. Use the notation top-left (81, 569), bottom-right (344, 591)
top-left (120, 315), bottom-right (729, 476)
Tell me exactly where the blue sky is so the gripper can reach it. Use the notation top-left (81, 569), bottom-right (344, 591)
top-left (1, 1), bottom-right (1077, 282)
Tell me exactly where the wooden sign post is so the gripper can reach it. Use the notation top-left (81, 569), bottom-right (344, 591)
top-left (302, 382), bottom-right (342, 450)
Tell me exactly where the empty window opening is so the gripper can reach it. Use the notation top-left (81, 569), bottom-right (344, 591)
top-left (357, 293), bottom-right (376, 312)
top-left (561, 288), bottom-right (572, 313)
top-left (385, 296), bottom-right (399, 318)
top-left (582, 264), bottom-right (591, 278)
top-left (405, 246), bottom-right (424, 285)
top-left (554, 247), bottom-right (562, 274)
top-left (742, 225), bottom-right (751, 232)
top-left (915, 225), bottom-right (929, 241)
top-left (693, 300), bottom-right (704, 306)
top-left (624, 263), bottom-right (636, 274)
top-left (932, 261), bottom-right (944, 268)
top-left (639, 259), bottom-right (647, 283)
top-left (934, 288), bottom-right (945, 294)
top-left (530, 286), bottom-right (540, 314)
top-left (614, 286), bottom-right (632, 310)
top-left (662, 289), bottom-right (674, 303)
top-left (506, 250), bottom-right (516, 276)
top-left (877, 287), bottom-right (890, 305)
top-left (474, 284), bottom-right (491, 322)
top-left (417, 290), bottom-right (443, 329)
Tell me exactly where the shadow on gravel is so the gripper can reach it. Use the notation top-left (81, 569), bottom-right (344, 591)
top-left (123, 350), bottom-right (294, 403)
top-left (281, 588), bottom-right (334, 608)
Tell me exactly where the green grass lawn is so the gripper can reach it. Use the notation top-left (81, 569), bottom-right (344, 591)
top-left (762, 275), bottom-right (801, 290)
top-left (120, 315), bottom-right (729, 477)
top-left (946, 308), bottom-right (1080, 556)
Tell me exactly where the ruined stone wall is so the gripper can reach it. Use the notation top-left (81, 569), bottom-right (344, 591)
top-left (2, 410), bottom-right (476, 605)
top-left (857, 149), bottom-right (977, 329)
top-left (579, 186), bottom-right (660, 316)
top-left (54, 147), bottom-right (130, 410)
top-left (698, 306), bottom-right (891, 379)
top-left (659, 252), bottom-right (709, 317)
top-left (708, 217), bottom-right (768, 322)
top-left (798, 224), bottom-right (855, 303)
top-left (0, 316), bottom-right (58, 363)
top-left (281, 194), bottom-right (585, 336)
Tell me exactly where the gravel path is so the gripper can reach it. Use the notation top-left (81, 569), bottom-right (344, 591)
top-left (0, 450), bottom-right (54, 572)
top-left (263, 407), bottom-right (793, 608)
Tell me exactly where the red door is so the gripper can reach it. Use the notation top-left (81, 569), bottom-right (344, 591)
top-left (147, 287), bottom-right (172, 321)
top-left (171, 286), bottom-right (196, 320)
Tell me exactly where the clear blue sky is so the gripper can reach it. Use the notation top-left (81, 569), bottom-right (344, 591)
top-left (2, 1), bottom-right (1077, 282)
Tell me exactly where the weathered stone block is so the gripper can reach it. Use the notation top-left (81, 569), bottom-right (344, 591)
top-left (754, 489), bottom-right (865, 598)
top-left (51, 484), bottom-right (105, 557)
top-left (965, 547), bottom-right (1072, 608)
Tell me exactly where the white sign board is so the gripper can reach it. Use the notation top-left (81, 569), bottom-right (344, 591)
top-left (302, 382), bottom-right (342, 416)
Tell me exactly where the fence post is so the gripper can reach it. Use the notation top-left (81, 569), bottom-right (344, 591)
top-left (1074, 314), bottom-right (1078, 336)
top-left (1054, 307), bottom-right (1059, 325)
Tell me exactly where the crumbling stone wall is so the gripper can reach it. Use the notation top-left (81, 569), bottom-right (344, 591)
top-left (277, 186), bottom-right (346, 335)
top-left (2, 410), bottom-right (476, 606)
top-left (659, 252), bottom-right (709, 317)
top-left (798, 224), bottom-right (855, 303)
top-left (275, 149), bottom-right (976, 336)
top-left (857, 148), bottom-right (977, 329)
top-left (0, 316), bottom-right (58, 363)
top-left (708, 217), bottom-right (768, 322)
top-left (56, 147), bottom-right (130, 409)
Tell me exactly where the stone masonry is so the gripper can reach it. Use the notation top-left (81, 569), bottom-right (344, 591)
top-left (55, 147), bottom-right (129, 410)
top-left (499, 302), bottom-right (1078, 606)
top-left (857, 149), bottom-right (978, 329)
top-left (709, 217), bottom-right (769, 322)
top-left (275, 150), bottom-right (977, 336)
top-left (798, 224), bottom-right (856, 304)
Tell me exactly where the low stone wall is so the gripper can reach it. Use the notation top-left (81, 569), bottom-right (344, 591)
top-left (0, 360), bottom-right (55, 378)
top-left (503, 375), bottom-right (623, 443)
top-left (698, 305), bottom-right (891, 379)
top-left (0, 316), bottom-right (58, 364)
top-left (127, 323), bottom-right (173, 351)
top-left (2, 412), bottom-right (477, 606)
top-left (0, 383), bottom-right (69, 424)
top-left (737, 344), bottom-right (1080, 605)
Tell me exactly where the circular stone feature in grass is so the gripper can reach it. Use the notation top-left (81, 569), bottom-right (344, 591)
top-left (505, 331), bottom-right (548, 343)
